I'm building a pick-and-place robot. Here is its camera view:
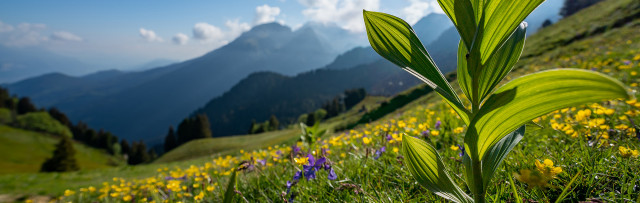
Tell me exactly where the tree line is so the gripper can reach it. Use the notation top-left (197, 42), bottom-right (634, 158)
top-left (1, 87), bottom-right (155, 172)
top-left (163, 114), bottom-right (212, 152)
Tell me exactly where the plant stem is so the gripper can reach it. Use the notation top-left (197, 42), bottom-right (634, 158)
top-left (472, 159), bottom-right (485, 203)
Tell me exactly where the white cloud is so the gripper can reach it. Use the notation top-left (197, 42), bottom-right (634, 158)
top-left (50, 31), bottom-right (83, 42)
top-left (298, 0), bottom-right (379, 33)
top-left (401, 0), bottom-right (444, 25)
top-left (192, 22), bottom-right (224, 42)
top-left (172, 33), bottom-right (189, 45)
top-left (191, 20), bottom-right (250, 46)
top-left (0, 23), bottom-right (48, 46)
top-left (139, 28), bottom-right (163, 42)
top-left (0, 21), bottom-right (14, 32)
top-left (225, 20), bottom-right (251, 38)
top-left (254, 4), bottom-right (281, 25)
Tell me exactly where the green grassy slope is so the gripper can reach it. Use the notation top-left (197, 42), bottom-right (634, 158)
top-left (0, 125), bottom-right (122, 174)
top-left (156, 96), bottom-right (387, 163)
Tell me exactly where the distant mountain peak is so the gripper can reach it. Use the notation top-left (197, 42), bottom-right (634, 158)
top-left (249, 22), bottom-right (291, 33)
top-left (412, 13), bottom-right (454, 44)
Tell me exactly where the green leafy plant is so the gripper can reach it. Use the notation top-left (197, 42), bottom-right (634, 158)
top-left (299, 122), bottom-right (327, 149)
top-left (362, 1), bottom-right (631, 202)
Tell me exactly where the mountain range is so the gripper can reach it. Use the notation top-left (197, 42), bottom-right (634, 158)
top-left (4, 7), bottom-right (560, 142)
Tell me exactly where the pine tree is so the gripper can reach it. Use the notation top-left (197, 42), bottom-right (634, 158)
top-left (120, 139), bottom-right (131, 156)
top-left (40, 136), bottom-right (80, 172)
top-left (194, 114), bottom-right (212, 139)
top-left (128, 141), bottom-right (150, 165)
top-left (268, 115), bottom-right (279, 131)
top-left (305, 112), bottom-right (316, 126)
top-left (560, 0), bottom-right (603, 18)
top-left (541, 19), bottom-right (553, 28)
top-left (164, 126), bottom-right (178, 152)
top-left (0, 88), bottom-right (8, 109)
top-left (17, 97), bottom-right (37, 115)
top-left (148, 149), bottom-right (158, 161)
top-left (48, 107), bottom-right (71, 127)
top-left (249, 120), bottom-right (257, 134)
top-left (177, 118), bottom-right (193, 145)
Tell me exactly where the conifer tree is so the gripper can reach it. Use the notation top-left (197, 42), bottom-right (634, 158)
top-left (128, 141), bottom-right (150, 165)
top-left (120, 139), bottom-right (131, 156)
top-left (17, 97), bottom-right (37, 115)
top-left (177, 118), bottom-right (193, 145)
top-left (268, 115), bottom-right (279, 131)
top-left (194, 114), bottom-right (212, 139)
top-left (0, 88), bottom-right (8, 109)
top-left (560, 0), bottom-right (602, 17)
top-left (305, 112), bottom-right (316, 126)
top-left (164, 126), bottom-right (178, 152)
top-left (541, 19), bottom-right (553, 28)
top-left (48, 107), bottom-right (71, 127)
top-left (248, 120), bottom-right (257, 134)
top-left (40, 136), bottom-right (80, 172)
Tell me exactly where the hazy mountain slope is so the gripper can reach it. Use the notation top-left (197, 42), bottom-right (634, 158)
top-left (412, 13), bottom-right (454, 44)
top-left (8, 23), bottom-right (344, 142)
top-left (194, 59), bottom-right (421, 136)
top-left (0, 45), bottom-right (95, 84)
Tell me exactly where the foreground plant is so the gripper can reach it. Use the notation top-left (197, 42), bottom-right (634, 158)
top-left (363, 1), bottom-right (631, 202)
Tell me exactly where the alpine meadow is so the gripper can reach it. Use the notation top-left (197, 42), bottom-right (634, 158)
top-left (1, 0), bottom-right (639, 202)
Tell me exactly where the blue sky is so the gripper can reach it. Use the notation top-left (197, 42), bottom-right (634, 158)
top-left (0, 0), bottom-right (560, 70)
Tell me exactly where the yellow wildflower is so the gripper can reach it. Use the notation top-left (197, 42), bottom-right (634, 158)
top-left (393, 147), bottom-right (399, 153)
top-left (194, 191), bottom-right (205, 201)
top-left (619, 146), bottom-right (639, 158)
top-left (535, 159), bottom-right (562, 177)
top-left (431, 130), bottom-right (440, 136)
top-left (453, 127), bottom-right (464, 134)
top-left (294, 157), bottom-right (309, 166)
top-left (362, 137), bottom-right (371, 145)
top-left (450, 145), bottom-right (459, 151)
top-left (123, 195), bottom-right (132, 202)
top-left (64, 189), bottom-right (75, 197)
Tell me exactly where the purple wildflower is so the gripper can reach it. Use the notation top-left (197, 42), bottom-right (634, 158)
top-left (435, 120), bottom-right (441, 130)
top-left (386, 134), bottom-right (393, 141)
top-left (291, 145), bottom-right (301, 156)
top-left (305, 168), bottom-right (317, 180)
top-left (293, 171), bottom-right (303, 181)
top-left (623, 60), bottom-right (631, 65)
top-left (591, 67), bottom-right (598, 71)
top-left (457, 144), bottom-right (465, 157)
top-left (422, 130), bottom-right (430, 137)
top-left (315, 157), bottom-right (326, 168)
top-left (257, 159), bottom-right (266, 166)
top-left (328, 168), bottom-right (337, 180)
top-left (374, 146), bottom-right (386, 160)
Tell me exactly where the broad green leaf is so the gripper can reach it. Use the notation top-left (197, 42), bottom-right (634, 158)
top-left (479, 0), bottom-right (545, 63)
top-left (461, 152), bottom-right (475, 197)
top-left (223, 169), bottom-right (238, 203)
top-left (437, 0), bottom-right (476, 49)
top-left (402, 134), bottom-right (473, 203)
top-left (457, 40), bottom-right (472, 102)
top-left (457, 24), bottom-right (526, 104)
top-left (478, 23), bottom-right (526, 103)
top-left (481, 125), bottom-right (525, 187)
top-left (465, 69), bottom-right (630, 160)
top-left (363, 10), bottom-right (470, 123)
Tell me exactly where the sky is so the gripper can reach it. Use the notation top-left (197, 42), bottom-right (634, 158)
top-left (0, 0), bottom-right (560, 71)
top-left (0, 0), bottom-right (448, 70)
